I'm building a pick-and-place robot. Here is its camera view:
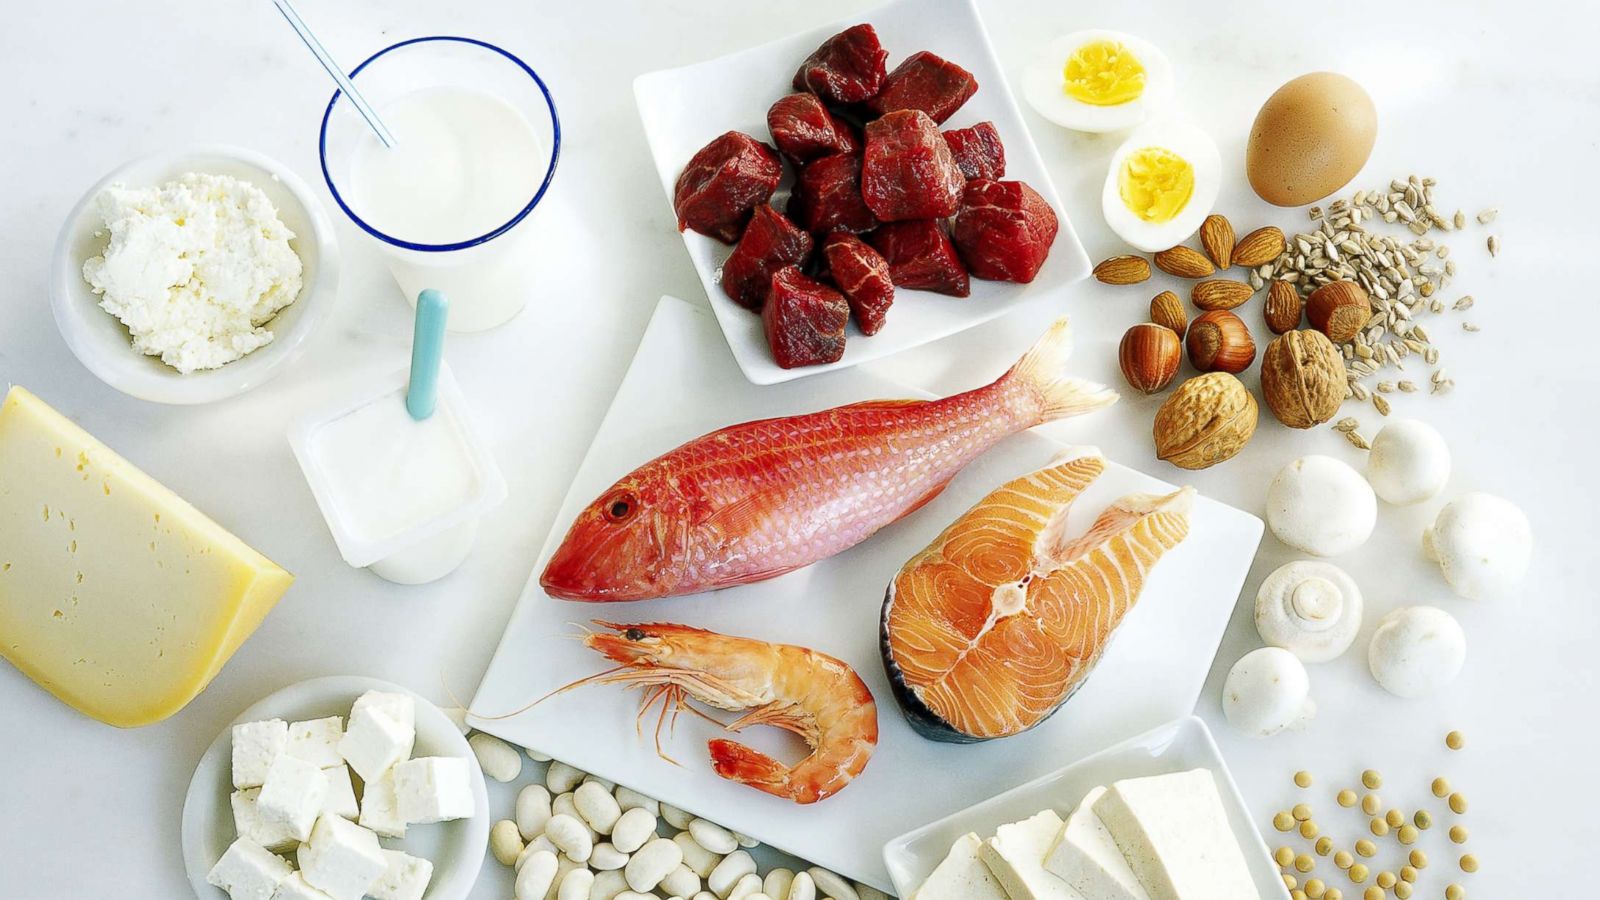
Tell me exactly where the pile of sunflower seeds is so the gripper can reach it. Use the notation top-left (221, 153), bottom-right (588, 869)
top-left (1251, 176), bottom-right (1497, 449)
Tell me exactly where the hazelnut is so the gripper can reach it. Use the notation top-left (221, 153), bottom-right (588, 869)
top-left (1119, 324), bottom-right (1182, 394)
top-left (1150, 290), bottom-right (1188, 337)
top-left (1262, 329), bottom-right (1348, 428)
top-left (1265, 281), bottom-right (1303, 334)
top-left (1187, 310), bottom-right (1257, 373)
top-left (1307, 281), bottom-right (1371, 343)
top-left (1154, 372), bottom-right (1259, 469)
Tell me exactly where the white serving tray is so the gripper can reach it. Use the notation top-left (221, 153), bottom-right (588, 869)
top-left (469, 296), bottom-right (1261, 891)
top-left (882, 716), bottom-right (1291, 899)
top-left (633, 0), bottom-right (1090, 385)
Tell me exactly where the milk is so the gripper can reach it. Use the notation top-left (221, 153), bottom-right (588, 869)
top-left (347, 86), bottom-right (547, 332)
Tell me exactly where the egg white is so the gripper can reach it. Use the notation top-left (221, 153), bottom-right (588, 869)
top-left (1101, 120), bottom-right (1221, 252)
top-left (1023, 30), bottom-right (1173, 133)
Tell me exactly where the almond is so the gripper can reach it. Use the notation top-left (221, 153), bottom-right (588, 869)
top-left (1201, 214), bottom-right (1235, 269)
top-left (1192, 279), bottom-right (1254, 311)
top-left (1150, 290), bottom-right (1188, 338)
top-left (1093, 255), bottom-right (1152, 285)
top-left (1232, 226), bottom-right (1287, 267)
top-left (1265, 281), bottom-right (1302, 334)
top-left (1153, 246), bottom-right (1215, 279)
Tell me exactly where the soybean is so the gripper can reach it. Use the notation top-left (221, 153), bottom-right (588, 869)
top-left (1362, 888), bottom-right (1381, 900)
top-left (1446, 886), bottom-right (1465, 900)
top-left (1315, 836), bottom-right (1334, 856)
top-left (1449, 825), bottom-right (1469, 843)
top-left (1385, 808), bottom-right (1404, 828)
top-left (1369, 818), bottom-right (1389, 837)
top-left (1431, 777), bottom-right (1451, 798)
top-left (1448, 792), bottom-right (1468, 814)
top-left (1299, 820), bottom-right (1319, 839)
top-left (1337, 789), bottom-right (1358, 808)
top-left (1409, 849), bottom-right (1428, 869)
top-left (1292, 803), bottom-right (1313, 821)
top-left (1361, 793), bottom-right (1382, 816)
top-left (1334, 851), bottom-right (1354, 870)
top-left (1397, 824), bottom-right (1419, 845)
top-left (1413, 809), bottom-right (1432, 830)
top-left (1295, 853), bottom-right (1315, 873)
top-left (1275, 812), bottom-right (1296, 831)
top-left (1446, 730), bottom-right (1464, 750)
top-left (1276, 847), bottom-right (1297, 867)
top-left (1295, 771), bottom-right (1314, 788)
top-left (1348, 863), bottom-right (1368, 883)
top-left (1360, 770), bottom-right (1382, 789)
top-left (1459, 853), bottom-right (1478, 873)
top-left (1355, 839), bottom-right (1377, 858)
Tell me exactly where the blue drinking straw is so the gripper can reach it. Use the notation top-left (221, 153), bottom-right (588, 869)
top-left (271, 0), bottom-right (398, 148)
top-left (407, 290), bottom-right (449, 420)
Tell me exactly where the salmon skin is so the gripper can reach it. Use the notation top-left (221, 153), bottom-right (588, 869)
top-left (880, 453), bottom-right (1192, 742)
top-left (541, 317), bottom-right (1116, 602)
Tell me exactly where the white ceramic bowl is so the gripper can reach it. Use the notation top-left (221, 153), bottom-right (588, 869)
top-left (180, 675), bottom-right (488, 900)
top-left (50, 144), bottom-right (340, 404)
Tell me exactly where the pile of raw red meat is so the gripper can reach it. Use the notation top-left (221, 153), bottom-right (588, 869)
top-left (673, 24), bottom-right (1060, 369)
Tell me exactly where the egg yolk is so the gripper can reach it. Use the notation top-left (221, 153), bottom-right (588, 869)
top-left (1119, 147), bottom-right (1194, 223)
top-left (1062, 40), bottom-right (1146, 106)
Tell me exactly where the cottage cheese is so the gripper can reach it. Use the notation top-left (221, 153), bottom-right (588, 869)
top-left (81, 172), bottom-right (302, 373)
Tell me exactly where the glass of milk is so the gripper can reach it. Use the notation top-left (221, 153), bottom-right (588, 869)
top-left (319, 37), bottom-right (559, 332)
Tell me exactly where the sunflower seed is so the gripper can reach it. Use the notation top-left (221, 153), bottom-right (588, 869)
top-left (1477, 208), bottom-right (1499, 224)
top-left (1335, 417), bottom-right (1361, 433)
top-left (1454, 295), bottom-right (1474, 311)
top-left (1487, 235), bottom-right (1499, 257)
top-left (1463, 322), bottom-right (1480, 332)
top-left (1344, 430), bottom-right (1372, 450)
top-left (1373, 395), bottom-right (1391, 416)
top-left (1398, 380), bottom-right (1418, 393)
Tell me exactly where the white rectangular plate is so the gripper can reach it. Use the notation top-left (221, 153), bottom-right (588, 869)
top-left (633, 0), bottom-right (1090, 385)
top-left (469, 296), bottom-right (1261, 891)
top-left (883, 716), bottom-right (1291, 900)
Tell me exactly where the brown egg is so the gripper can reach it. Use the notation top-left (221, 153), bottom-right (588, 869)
top-left (1247, 72), bottom-right (1377, 207)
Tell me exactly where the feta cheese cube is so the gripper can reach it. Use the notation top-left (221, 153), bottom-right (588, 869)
top-left (368, 849), bottom-right (434, 900)
top-left (979, 810), bottom-right (1077, 900)
top-left (230, 787), bottom-right (299, 853)
top-left (256, 755), bottom-right (329, 842)
top-left (232, 719), bottom-right (288, 789)
top-left (358, 768), bottom-right (407, 839)
top-left (338, 706), bottom-right (412, 782)
top-left (296, 814), bottom-right (387, 900)
top-left (351, 690), bottom-right (415, 754)
top-left (270, 872), bottom-right (336, 900)
top-left (207, 838), bottom-right (292, 900)
top-left (322, 764), bottom-right (359, 819)
top-left (393, 756), bottom-right (476, 824)
top-left (286, 717), bottom-right (345, 768)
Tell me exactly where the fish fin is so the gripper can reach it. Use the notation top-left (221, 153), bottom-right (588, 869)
top-left (707, 738), bottom-right (792, 798)
top-left (1001, 316), bottom-right (1119, 424)
top-left (836, 398), bottom-right (926, 412)
top-left (694, 492), bottom-right (769, 536)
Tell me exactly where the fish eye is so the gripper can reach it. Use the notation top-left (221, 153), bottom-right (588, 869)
top-left (624, 627), bottom-right (646, 641)
top-left (602, 490), bottom-right (638, 523)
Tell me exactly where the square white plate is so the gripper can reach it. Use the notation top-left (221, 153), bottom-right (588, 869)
top-left (882, 716), bottom-right (1291, 899)
top-left (633, 0), bottom-right (1090, 385)
top-left (469, 296), bottom-right (1260, 891)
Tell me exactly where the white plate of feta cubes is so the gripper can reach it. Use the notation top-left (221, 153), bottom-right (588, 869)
top-left (181, 675), bottom-right (488, 900)
top-left (881, 716), bottom-right (1290, 900)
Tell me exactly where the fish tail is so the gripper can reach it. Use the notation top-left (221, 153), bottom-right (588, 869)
top-left (1001, 316), bottom-right (1119, 423)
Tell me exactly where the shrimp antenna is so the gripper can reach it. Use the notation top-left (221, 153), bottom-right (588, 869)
top-left (470, 664), bottom-right (632, 721)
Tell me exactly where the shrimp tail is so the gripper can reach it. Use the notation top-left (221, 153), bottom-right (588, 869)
top-left (707, 738), bottom-right (813, 804)
top-left (1001, 316), bottom-right (1119, 423)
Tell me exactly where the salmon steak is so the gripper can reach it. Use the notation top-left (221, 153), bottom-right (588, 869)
top-left (880, 453), bottom-right (1193, 742)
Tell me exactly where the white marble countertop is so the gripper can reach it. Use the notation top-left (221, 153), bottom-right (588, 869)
top-left (2, 0), bottom-right (1596, 896)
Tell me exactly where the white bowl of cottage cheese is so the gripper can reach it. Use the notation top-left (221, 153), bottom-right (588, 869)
top-left (51, 145), bottom-right (339, 404)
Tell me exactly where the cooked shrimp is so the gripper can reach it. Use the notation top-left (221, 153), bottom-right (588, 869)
top-left (564, 621), bottom-right (878, 804)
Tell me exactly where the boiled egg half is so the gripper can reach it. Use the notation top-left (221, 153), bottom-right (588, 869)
top-left (1023, 30), bottom-right (1173, 133)
top-left (1102, 120), bottom-right (1220, 252)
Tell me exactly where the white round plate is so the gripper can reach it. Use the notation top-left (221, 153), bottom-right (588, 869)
top-left (180, 675), bottom-right (487, 900)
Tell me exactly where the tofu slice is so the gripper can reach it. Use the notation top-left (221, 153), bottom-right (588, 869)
top-left (1045, 787), bottom-right (1152, 900)
top-left (1092, 769), bottom-right (1259, 900)
top-left (911, 832), bottom-right (1008, 900)
top-left (978, 810), bottom-right (1080, 900)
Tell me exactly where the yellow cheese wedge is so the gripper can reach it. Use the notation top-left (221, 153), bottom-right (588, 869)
top-left (0, 386), bottom-right (293, 727)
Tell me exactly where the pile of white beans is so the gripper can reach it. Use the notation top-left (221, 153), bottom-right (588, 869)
top-left (466, 731), bottom-right (891, 900)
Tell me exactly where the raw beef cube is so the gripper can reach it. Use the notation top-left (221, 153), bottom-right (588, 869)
top-left (792, 24), bottom-right (889, 105)
top-left (767, 94), bottom-right (860, 163)
top-left (789, 153), bottom-right (878, 236)
top-left (953, 179), bottom-right (1059, 283)
top-left (866, 51), bottom-right (978, 124)
top-left (721, 204), bottom-right (814, 310)
top-left (763, 266), bottom-right (849, 368)
top-left (868, 220), bottom-right (970, 297)
top-left (674, 132), bottom-right (783, 244)
top-left (823, 233), bottom-right (895, 335)
top-left (943, 121), bottom-right (1006, 180)
top-left (861, 110), bottom-right (966, 222)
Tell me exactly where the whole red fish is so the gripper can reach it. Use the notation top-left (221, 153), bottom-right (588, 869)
top-left (541, 317), bottom-right (1115, 601)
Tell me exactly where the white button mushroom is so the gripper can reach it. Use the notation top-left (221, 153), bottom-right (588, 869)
top-left (1221, 647), bottom-right (1316, 737)
top-left (1423, 492), bottom-right (1532, 599)
top-left (1254, 561), bottom-right (1364, 663)
top-left (1366, 419), bottom-right (1451, 505)
top-left (1368, 606), bottom-right (1466, 698)
top-left (1266, 455), bottom-right (1377, 556)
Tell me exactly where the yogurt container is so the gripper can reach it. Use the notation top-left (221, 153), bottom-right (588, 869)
top-left (289, 362), bottom-right (506, 583)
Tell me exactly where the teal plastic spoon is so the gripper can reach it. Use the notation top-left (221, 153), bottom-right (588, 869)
top-left (406, 289), bottom-right (449, 420)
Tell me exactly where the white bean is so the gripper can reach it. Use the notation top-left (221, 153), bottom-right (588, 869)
top-left (733, 831), bottom-right (760, 849)
top-left (491, 819), bottom-right (525, 866)
top-left (708, 851), bottom-right (756, 898)
top-left (547, 760), bottom-right (586, 794)
top-left (517, 835), bottom-right (557, 871)
top-left (688, 818), bottom-right (738, 855)
top-left (552, 793), bottom-right (599, 842)
top-left (762, 869), bottom-right (794, 899)
top-left (691, 894), bottom-right (719, 900)
top-left (609, 807), bottom-right (655, 854)
top-left (624, 837), bottom-right (683, 892)
top-left (470, 733), bottom-right (523, 783)
top-left (575, 780), bottom-right (622, 834)
top-left (660, 863), bottom-right (702, 898)
top-left (582, 774), bottom-right (616, 792)
top-left (745, 895), bottom-right (774, 900)
top-left (613, 786), bottom-right (660, 815)
top-left (673, 832), bottom-right (722, 878)
top-left (806, 869), bottom-right (857, 900)
top-left (545, 813), bottom-right (593, 863)
top-left (526, 746), bottom-right (553, 762)
top-left (556, 868), bottom-right (594, 900)
top-left (728, 873), bottom-right (764, 900)
top-left (547, 857), bottom-right (580, 900)
top-left (853, 884), bottom-right (888, 900)
top-left (515, 850), bottom-right (559, 900)
top-left (589, 870), bottom-right (628, 900)
top-left (589, 842), bottom-right (628, 871)
top-left (614, 894), bottom-right (654, 900)
top-left (785, 872), bottom-right (815, 900)
top-left (660, 801), bottom-right (694, 829)
top-left (517, 784), bottom-right (553, 840)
